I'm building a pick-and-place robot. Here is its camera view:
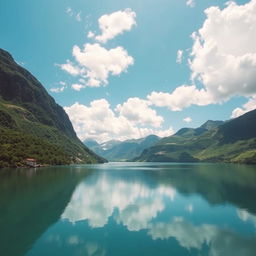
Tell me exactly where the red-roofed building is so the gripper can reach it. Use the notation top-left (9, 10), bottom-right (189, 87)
top-left (25, 158), bottom-right (37, 167)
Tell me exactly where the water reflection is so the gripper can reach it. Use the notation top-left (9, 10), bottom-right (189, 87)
top-left (1, 163), bottom-right (256, 256)
top-left (148, 218), bottom-right (256, 256)
top-left (62, 172), bottom-right (175, 230)
top-left (59, 163), bottom-right (256, 256)
top-left (0, 167), bottom-right (91, 256)
top-left (237, 209), bottom-right (256, 227)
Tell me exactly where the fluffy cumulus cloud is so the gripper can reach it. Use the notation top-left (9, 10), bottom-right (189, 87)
top-left (61, 9), bottom-right (136, 89)
top-left (61, 43), bottom-right (134, 87)
top-left (231, 96), bottom-right (256, 118)
top-left (148, 85), bottom-right (212, 111)
top-left (115, 97), bottom-right (163, 128)
top-left (150, 0), bottom-right (256, 111)
top-left (64, 98), bottom-right (173, 142)
top-left (90, 9), bottom-right (136, 43)
top-left (190, 0), bottom-right (256, 101)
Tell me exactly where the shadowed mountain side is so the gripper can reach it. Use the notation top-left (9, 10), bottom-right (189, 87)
top-left (0, 167), bottom-right (92, 256)
top-left (0, 49), bottom-right (105, 166)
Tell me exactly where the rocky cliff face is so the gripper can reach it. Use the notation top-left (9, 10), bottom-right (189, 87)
top-left (0, 49), bottom-right (105, 167)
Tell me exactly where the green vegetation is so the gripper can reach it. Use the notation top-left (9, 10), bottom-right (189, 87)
top-left (0, 49), bottom-right (105, 167)
top-left (231, 150), bottom-right (256, 164)
top-left (0, 127), bottom-right (70, 167)
top-left (135, 112), bottom-right (256, 164)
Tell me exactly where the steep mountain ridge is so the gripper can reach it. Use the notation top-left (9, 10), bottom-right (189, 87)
top-left (0, 49), bottom-right (76, 138)
top-left (0, 49), bottom-right (105, 167)
top-left (134, 110), bottom-right (256, 164)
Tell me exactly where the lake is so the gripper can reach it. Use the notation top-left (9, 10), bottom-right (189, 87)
top-left (0, 162), bottom-right (256, 256)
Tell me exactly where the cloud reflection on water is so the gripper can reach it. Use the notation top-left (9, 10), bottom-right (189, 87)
top-left (61, 168), bottom-right (256, 256)
top-left (62, 173), bottom-right (175, 228)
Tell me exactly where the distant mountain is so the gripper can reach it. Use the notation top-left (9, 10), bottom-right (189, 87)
top-left (134, 110), bottom-right (256, 164)
top-left (0, 49), bottom-right (105, 167)
top-left (83, 139), bottom-right (100, 149)
top-left (100, 140), bottom-right (122, 150)
top-left (84, 135), bottom-right (160, 161)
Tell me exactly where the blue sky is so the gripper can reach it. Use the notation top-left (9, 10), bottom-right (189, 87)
top-left (0, 0), bottom-right (255, 142)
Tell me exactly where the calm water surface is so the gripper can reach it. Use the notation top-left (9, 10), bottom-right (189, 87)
top-left (1, 162), bottom-right (256, 256)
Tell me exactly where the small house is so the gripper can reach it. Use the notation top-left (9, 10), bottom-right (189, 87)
top-left (25, 158), bottom-right (37, 168)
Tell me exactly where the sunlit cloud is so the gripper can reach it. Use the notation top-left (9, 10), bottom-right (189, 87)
top-left (90, 9), bottom-right (136, 43)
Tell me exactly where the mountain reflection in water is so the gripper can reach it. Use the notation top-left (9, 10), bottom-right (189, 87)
top-left (0, 163), bottom-right (256, 256)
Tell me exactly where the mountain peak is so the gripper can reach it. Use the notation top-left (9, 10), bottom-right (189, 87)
top-left (0, 48), bottom-right (14, 62)
top-left (200, 120), bottom-right (224, 130)
top-left (0, 48), bottom-right (105, 166)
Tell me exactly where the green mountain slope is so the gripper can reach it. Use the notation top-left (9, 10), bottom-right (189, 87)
top-left (134, 111), bottom-right (256, 164)
top-left (0, 49), bottom-right (105, 167)
top-left (84, 135), bottom-right (160, 161)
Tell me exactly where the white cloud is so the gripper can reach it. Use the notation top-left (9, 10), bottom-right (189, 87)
top-left (60, 61), bottom-right (81, 76)
top-left (190, 0), bottom-right (256, 102)
top-left (61, 43), bottom-right (134, 87)
top-left (71, 84), bottom-right (85, 91)
top-left (50, 87), bottom-right (65, 93)
top-left (231, 96), bottom-right (256, 118)
top-left (148, 85), bottom-right (212, 111)
top-left (64, 99), bottom-right (173, 142)
top-left (115, 97), bottom-right (163, 128)
top-left (149, 0), bottom-right (256, 111)
top-left (87, 31), bottom-right (95, 39)
top-left (186, 0), bottom-right (195, 8)
top-left (94, 9), bottom-right (136, 43)
top-left (176, 50), bottom-right (183, 64)
top-left (154, 127), bottom-right (174, 138)
top-left (183, 117), bottom-right (192, 123)
top-left (50, 81), bottom-right (67, 93)
top-left (61, 9), bottom-right (135, 87)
